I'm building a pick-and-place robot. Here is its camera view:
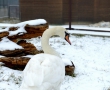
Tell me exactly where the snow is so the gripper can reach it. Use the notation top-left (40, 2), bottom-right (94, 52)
top-left (62, 58), bottom-right (73, 66)
top-left (0, 37), bottom-right (23, 51)
top-left (89, 21), bottom-right (110, 28)
top-left (0, 20), bottom-right (110, 90)
top-left (70, 25), bottom-right (110, 31)
top-left (8, 27), bottom-right (26, 36)
top-left (17, 19), bottom-right (47, 26)
top-left (0, 19), bottom-right (47, 28)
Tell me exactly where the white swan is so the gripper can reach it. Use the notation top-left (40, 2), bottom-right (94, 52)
top-left (20, 26), bottom-right (71, 90)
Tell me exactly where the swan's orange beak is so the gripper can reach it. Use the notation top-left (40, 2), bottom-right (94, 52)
top-left (65, 33), bottom-right (71, 45)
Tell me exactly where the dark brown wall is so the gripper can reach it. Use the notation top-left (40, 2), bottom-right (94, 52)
top-left (19, 0), bottom-right (63, 24)
top-left (19, 0), bottom-right (110, 24)
top-left (63, 0), bottom-right (94, 22)
top-left (94, 0), bottom-right (110, 22)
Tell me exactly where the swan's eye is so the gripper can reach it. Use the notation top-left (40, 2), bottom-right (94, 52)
top-left (65, 31), bottom-right (70, 37)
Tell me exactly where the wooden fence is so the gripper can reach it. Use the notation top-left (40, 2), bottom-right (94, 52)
top-left (19, 0), bottom-right (110, 24)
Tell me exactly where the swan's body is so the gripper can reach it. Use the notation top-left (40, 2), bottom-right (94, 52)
top-left (20, 26), bottom-right (71, 90)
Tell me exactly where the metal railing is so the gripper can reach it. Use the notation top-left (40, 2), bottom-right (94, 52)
top-left (8, 5), bottom-right (19, 19)
top-left (0, 7), bottom-right (8, 18)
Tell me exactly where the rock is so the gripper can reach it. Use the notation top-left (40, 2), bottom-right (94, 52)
top-left (0, 31), bottom-right (9, 38)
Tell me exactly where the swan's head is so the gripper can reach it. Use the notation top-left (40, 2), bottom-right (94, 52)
top-left (55, 26), bottom-right (71, 45)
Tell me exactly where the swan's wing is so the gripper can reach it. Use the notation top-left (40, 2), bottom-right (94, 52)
top-left (21, 54), bottom-right (65, 87)
top-left (41, 56), bottom-right (65, 83)
top-left (22, 56), bottom-right (44, 87)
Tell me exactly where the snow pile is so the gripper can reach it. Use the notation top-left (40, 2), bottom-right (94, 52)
top-left (17, 19), bottom-right (47, 26)
top-left (62, 58), bottom-right (73, 66)
top-left (89, 21), bottom-right (110, 28)
top-left (0, 37), bottom-right (23, 51)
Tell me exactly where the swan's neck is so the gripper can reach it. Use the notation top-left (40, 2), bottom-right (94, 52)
top-left (41, 29), bottom-right (61, 58)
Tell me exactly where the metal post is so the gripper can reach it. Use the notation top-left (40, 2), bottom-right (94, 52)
top-left (69, 0), bottom-right (71, 29)
top-left (66, 0), bottom-right (74, 30)
top-left (7, 0), bottom-right (9, 18)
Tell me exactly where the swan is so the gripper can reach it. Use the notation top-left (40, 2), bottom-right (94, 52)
top-left (20, 26), bottom-right (71, 90)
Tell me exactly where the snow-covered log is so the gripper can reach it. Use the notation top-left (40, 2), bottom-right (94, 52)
top-left (0, 19), bottom-right (47, 67)
top-left (0, 19), bottom-right (47, 56)
top-left (0, 31), bottom-right (9, 38)
top-left (8, 23), bottom-right (48, 42)
top-left (0, 57), bottom-right (30, 69)
top-left (0, 49), bottom-right (24, 57)
top-left (17, 40), bottom-right (44, 55)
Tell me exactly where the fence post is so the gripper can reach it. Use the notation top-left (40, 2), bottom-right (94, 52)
top-left (8, 5), bottom-right (10, 18)
top-left (66, 0), bottom-right (74, 30)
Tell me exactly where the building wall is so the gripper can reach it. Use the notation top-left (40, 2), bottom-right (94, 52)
top-left (94, 0), bottom-right (110, 22)
top-left (19, 0), bottom-right (63, 24)
top-left (19, 0), bottom-right (110, 24)
top-left (73, 0), bottom-right (94, 22)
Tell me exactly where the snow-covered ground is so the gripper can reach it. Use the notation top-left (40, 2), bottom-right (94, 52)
top-left (0, 20), bottom-right (110, 90)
